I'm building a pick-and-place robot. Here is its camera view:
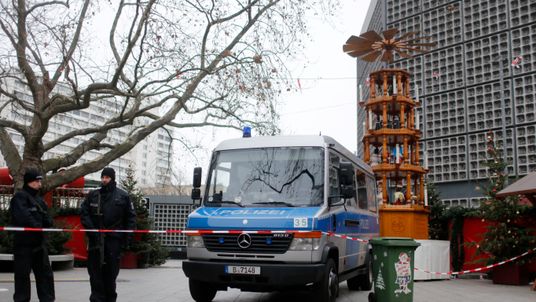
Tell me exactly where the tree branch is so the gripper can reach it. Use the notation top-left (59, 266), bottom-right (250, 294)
top-left (15, 0), bottom-right (40, 102)
top-left (50, 0), bottom-right (90, 88)
top-left (0, 84), bottom-right (26, 109)
top-left (26, 30), bottom-right (48, 78)
top-left (44, 100), bottom-right (184, 180)
top-left (109, 0), bottom-right (156, 87)
top-left (141, 112), bottom-right (241, 130)
top-left (42, 132), bottom-right (107, 172)
top-left (43, 118), bottom-right (130, 151)
top-left (0, 10), bottom-right (20, 56)
top-left (0, 84), bottom-right (38, 114)
top-left (0, 127), bottom-right (22, 172)
top-left (26, 1), bottom-right (69, 16)
top-left (0, 117), bottom-right (28, 136)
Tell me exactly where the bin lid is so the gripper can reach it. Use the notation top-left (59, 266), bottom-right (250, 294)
top-left (370, 237), bottom-right (421, 247)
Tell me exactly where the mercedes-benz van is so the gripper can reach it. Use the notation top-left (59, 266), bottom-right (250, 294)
top-left (183, 135), bottom-right (380, 302)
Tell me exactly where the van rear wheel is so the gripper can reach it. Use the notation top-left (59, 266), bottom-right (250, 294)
top-left (347, 256), bottom-right (372, 291)
top-left (189, 279), bottom-right (217, 302)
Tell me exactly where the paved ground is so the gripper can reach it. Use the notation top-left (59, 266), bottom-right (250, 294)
top-left (0, 260), bottom-right (534, 302)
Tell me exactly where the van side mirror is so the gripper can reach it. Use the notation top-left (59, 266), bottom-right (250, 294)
top-left (191, 167), bottom-right (202, 204)
top-left (193, 167), bottom-right (202, 188)
top-left (191, 188), bottom-right (201, 201)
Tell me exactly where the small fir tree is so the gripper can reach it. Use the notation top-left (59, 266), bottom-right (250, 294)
top-left (427, 182), bottom-right (449, 240)
top-left (122, 166), bottom-right (168, 266)
top-left (46, 220), bottom-right (71, 255)
top-left (478, 131), bottom-right (535, 263)
top-left (0, 208), bottom-right (13, 253)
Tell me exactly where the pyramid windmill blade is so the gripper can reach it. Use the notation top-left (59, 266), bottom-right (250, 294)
top-left (343, 36), bottom-right (375, 53)
top-left (383, 28), bottom-right (399, 40)
top-left (345, 35), bottom-right (367, 45)
top-left (347, 48), bottom-right (376, 58)
top-left (361, 50), bottom-right (382, 62)
top-left (395, 31), bottom-right (419, 42)
top-left (360, 30), bottom-right (383, 42)
top-left (343, 29), bottom-right (437, 62)
top-left (395, 49), bottom-right (412, 59)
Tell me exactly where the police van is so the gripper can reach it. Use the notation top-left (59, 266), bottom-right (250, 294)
top-left (182, 135), bottom-right (380, 302)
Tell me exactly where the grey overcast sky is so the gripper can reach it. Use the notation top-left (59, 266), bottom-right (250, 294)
top-left (174, 0), bottom-right (372, 183)
top-left (279, 0), bottom-right (371, 152)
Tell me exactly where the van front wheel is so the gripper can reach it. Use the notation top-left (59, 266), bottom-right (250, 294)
top-left (189, 279), bottom-right (217, 302)
top-left (312, 258), bottom-right (338, 302)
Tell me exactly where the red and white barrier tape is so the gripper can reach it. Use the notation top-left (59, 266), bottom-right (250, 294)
top-left (1, 226), bottom-right (533, 276)
top-left (0, 226), bottom-right (371, 243)
top-left (0, 226), bottom-right (188, 234)
top-left (0, 226), bottom-right (341, 236)
top-left (324, 231), bottom-right (370, 243)
top-left (414, 247), bottom-right (536, 276)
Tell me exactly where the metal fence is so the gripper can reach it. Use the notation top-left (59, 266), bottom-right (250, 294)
top-left (51, 188), bottom-right (89, 210)
top-left (148, 195), bottom-right (194, 252)
top-left (0, 185), bottom-right (14, 211)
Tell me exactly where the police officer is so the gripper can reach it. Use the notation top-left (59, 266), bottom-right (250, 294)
top-left (80, 167), bottom-right (136, 302)
top-left (10, 169), bottom-right (55, 302)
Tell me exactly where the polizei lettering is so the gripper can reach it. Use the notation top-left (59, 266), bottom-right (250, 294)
top-left (213, 209), bottom-right (287, 215)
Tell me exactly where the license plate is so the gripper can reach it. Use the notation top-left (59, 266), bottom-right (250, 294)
top-left (225, 265), bottom-right (261, 275)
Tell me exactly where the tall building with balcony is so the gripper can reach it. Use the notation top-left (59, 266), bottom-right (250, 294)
top-left (357, 0), bottom-right (536, 206)
top-left (0, 76), bottom-right (174, 187)
top-left (131, 129), bottom-right (173, 187)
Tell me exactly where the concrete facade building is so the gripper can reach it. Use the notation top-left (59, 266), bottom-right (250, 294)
top-left (357, 0), bottom-right (536, 206)
top-left (131, 127), bottom-right (173, 187)
top-left (0, 76), bottom-right (174, 187)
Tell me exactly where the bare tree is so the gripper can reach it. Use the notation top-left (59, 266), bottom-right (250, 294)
top-left (0, 0), bottom-right (337, 190)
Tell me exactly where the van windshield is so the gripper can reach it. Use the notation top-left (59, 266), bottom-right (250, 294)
top-left (205, 147), bottom-right (324, 207)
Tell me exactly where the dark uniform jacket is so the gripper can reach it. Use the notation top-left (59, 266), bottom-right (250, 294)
top-left (80, 182), bottom-right (136, 246)
top-left (10, 186), bottom-right (53, 246)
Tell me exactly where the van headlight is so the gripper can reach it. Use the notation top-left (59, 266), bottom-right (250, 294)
top-left (187, 235), bottom-right (205, 248)
top-left (289, 232), bottom-right (322, 251)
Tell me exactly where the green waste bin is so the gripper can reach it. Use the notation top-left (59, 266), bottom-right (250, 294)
top-left (368, 237), bottom-right (420, 302)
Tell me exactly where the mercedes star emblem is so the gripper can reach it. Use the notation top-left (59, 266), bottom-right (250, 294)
top-left (237, 233), bottom-right (252, 249)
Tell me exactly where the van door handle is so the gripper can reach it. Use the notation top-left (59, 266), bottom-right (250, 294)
top-left (344, 219), bottom-right (360, 227)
